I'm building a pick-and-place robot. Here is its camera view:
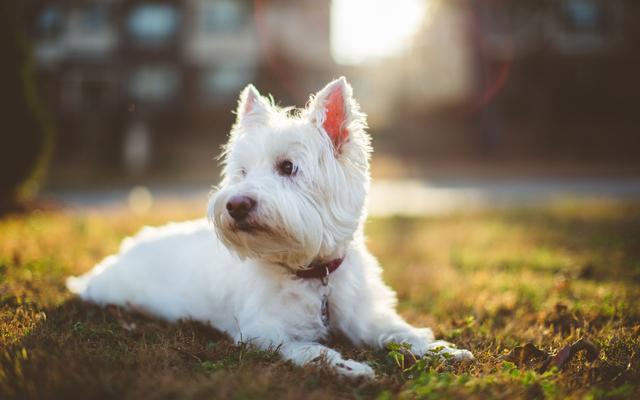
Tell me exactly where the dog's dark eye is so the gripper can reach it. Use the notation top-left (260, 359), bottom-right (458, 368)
top-left (277, 160), bottom-right (295, 176)
top-left (240, 168), bottom-right (247, 177)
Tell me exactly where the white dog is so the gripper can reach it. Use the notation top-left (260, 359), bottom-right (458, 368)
top-left (67, 77), bottom-right (473, 377)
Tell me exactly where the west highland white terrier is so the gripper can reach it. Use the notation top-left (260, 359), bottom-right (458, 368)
top-left (67, 77), bottom-right (473, 377)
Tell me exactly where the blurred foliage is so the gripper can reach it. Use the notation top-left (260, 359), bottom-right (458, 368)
top-left (0, 2), bottom-right (53, 209)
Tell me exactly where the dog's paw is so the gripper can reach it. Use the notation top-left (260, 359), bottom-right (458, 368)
top-left (439, 347), bottom-right (474, 361)
top-left (334, 359), bottom-right (375, 378)
top-left (414, 340), bottom-right (474, 361)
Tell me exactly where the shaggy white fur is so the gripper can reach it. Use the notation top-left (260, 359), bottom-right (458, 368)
top-left (67, 77), bottom-right (473, 378)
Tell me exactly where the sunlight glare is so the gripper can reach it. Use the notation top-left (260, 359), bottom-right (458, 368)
top-left (331, 0), bottom-right (428, 65)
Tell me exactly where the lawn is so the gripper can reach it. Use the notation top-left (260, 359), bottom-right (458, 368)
top-left (1, 201), bottom-right (639, 399)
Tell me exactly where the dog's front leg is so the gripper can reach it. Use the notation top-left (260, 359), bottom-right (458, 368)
top-left (234, 319), bottom-right (374, 377)
top-left (334, 261), bottom-right (473, 361)
top-left (351, 311), bottom-right (474, 361)
top-left (278, 341), bottom-right (375, 378)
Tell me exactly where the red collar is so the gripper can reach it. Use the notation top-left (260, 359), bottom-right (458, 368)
top-left (296, 257), bottom-right (344, 280)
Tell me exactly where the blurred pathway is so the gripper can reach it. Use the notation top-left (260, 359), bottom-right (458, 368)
top-left (45, 178), bottom-right (640, 217)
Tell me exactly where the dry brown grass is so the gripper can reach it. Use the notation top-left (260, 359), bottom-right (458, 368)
top-left (1, 201), bottom-right (639, 399)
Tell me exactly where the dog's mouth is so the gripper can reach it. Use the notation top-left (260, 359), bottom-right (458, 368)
top-left (218, 213), bottom-right (317, 267)
top-left (231, 219), bottom-right (271, 234)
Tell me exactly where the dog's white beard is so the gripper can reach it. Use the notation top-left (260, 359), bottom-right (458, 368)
top-left (210, 190), bottom-right (325, 268)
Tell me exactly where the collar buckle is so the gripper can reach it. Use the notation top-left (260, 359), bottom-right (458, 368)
top-left (295, 256), bottom-right (344, 281)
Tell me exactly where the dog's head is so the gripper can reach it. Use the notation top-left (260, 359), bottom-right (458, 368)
top-left (209, 77), bottom-right (371, 269)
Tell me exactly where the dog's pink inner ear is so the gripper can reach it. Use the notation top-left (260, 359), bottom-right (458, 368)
top-left (243, 90), bottom-right (258, 115)
top-left (323, 88), bottom-right (349, 151)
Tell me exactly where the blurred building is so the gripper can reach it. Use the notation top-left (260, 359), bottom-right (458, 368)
top-left (467, 0), bottom-right (639, 160)
top-left (359, 0), bottom-right (640, 162)
top-left (26, 0), bottom-right (640, 177)
top-left (28, 0), bottom-right (335, 175)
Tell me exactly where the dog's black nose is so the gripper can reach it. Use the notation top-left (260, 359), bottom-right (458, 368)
top-left (226, 195), bottom-right (256, 221)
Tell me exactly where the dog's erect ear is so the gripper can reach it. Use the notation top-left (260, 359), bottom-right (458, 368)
top-left (308, 77), bottom-right (358, 153)
top-left (235, 84), bottom-right (271, 126)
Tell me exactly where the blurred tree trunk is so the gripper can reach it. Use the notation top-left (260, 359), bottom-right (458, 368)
top-left (0, 2), bottom-right (53, 212)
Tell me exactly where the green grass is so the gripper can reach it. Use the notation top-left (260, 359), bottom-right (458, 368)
top-left (1, 201), bottom-right (639, 399)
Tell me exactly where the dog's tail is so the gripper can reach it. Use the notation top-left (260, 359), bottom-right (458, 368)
top-left (65, 255), bottom-right (117, 298)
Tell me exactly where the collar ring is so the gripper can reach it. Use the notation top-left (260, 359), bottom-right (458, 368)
top-left (320, 266), bottom-right (329, 286)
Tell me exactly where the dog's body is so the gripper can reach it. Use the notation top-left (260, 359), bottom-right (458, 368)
top-left (68, 78), bottom-right (472, 377)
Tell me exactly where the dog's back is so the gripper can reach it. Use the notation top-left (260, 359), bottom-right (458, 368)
top-left (67, 220), bottom-right (229, 321)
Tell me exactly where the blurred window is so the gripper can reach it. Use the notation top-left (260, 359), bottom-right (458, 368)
top-left (80, 6), bottom-right (108, 32)
top-left (37, 6), bottom-right (64, 38)
top-left (561, 0), bottom-right (606, 33)
top-left (67, 5), bottom-right (110, 34)
top-left (128, 66), bottom-right (180, 102)
top-left (202, 0), bottom-right (246, 33)
top-left (127, 4), bottom-right (179, 44)
top-left (201, 66), bottom-right (253, 102)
